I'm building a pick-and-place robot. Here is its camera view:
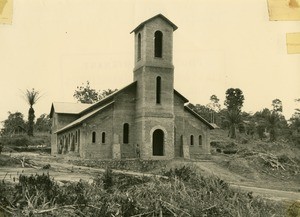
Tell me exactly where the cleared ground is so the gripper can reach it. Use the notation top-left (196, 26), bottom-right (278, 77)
top-left (0, 151), bottom-right (299, 202)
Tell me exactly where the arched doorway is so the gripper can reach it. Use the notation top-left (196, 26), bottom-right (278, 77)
top-left (152, 129), bottom-right (164, 156)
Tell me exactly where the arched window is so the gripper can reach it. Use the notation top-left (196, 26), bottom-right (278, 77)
top-left (92, 132), bottom-right (96, 143)
top-left (190, 135), bottom-right (194, 146)
top-left (123, 123), bottom-right (129, 144)
top-left (102, 132), bottom-right (106, 144)
top-left (156, 76), bottom-right (161, 104)
top-left (154, 31), bottom-right (163, 58)
top-left (137, 33), bottom-right (141, 60)
top-left (199, 135), bottom-right (202, 146)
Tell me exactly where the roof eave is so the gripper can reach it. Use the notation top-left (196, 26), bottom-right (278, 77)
top-left (184, 106), bottom-right (215, 130)
top-left (79, 81), bottom-right (137, 115)
top-left (174, 89), bottom-right (189, 103)
top-left (55, 101), bottom-right (115, 134)
top-left (130, 14), bottom-right (178, 34)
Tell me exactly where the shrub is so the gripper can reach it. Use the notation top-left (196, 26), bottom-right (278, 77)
top-left (0, 166), bottom-right (285, 217)
top-left (102, 167), bottom-right (113, 190)
top-left (15, 173), bottom-right (59, 208)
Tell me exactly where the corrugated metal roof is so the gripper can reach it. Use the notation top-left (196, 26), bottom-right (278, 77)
top-left (55, 101), bottom-right (114, 134)
top-left (51, 102), bottom-right (91, 114)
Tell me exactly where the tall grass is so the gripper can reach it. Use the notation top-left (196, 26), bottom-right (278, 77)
top-left (0, 166), bottom-right (285, 217)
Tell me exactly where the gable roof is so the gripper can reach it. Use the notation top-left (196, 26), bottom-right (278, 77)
top-left (174, 89), bottom-right (189, 103)
top-left (184, 106), bottom-right (215, 130)
top-left (55, 101), bottom-right (114, 134)
top-left (79, 81), bottom-right (137, 115)
top-left (130, 14), bottom-right (178, 34)
top-left (50, 82), bottom-right (137, 119)
top-left (50, 102), bottom-right (91, 118)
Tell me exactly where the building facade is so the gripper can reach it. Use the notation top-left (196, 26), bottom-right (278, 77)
top-left (50, 14), bottom-right (215, 160)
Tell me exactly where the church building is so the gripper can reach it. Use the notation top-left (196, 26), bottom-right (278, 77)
top-left (50, 14), bottom-right (215, 160)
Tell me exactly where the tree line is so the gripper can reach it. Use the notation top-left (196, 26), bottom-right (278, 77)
top-left (1, 82), bottom-right (299, 146)
top-left (0, 82), bottom-right (117, 137)
top-left (189, 88), bottom-right (300, 145)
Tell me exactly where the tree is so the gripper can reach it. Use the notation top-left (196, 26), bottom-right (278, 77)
top-left (294, 98), bottom-right (300, 114)
top-left (224, 88), bottom-right (244, 111)
top-left (23, 88), bottom-right (41, 136)
top-left (1, 112), bottom-right (26, 135)
top-left (267, 98), bottom-right (286, 142)
top-left (224, 88), bottom-right (245, 139)
top-left (207, 94), bottom-right (221, 123)
top-left (35, 114), bottom-right (51, 132)
top-left (73, 81), bottom-right (118, 104)
top-left (99, 89), bottom-right (118, 99)
top-left (272, 99), bottom-right (283, 112)
top-left (188, 103), bottom-right (211, 123)
top-left (290, 98), bottom-right (300, 133)
top-left (253, 108), bottom-right (271, 140)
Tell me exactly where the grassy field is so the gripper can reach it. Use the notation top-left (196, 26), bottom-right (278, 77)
top-left (0, 129), bottom-right (300, 216)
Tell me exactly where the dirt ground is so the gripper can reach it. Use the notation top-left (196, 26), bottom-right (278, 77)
top-left (0, 151), bottom-right (299, 203)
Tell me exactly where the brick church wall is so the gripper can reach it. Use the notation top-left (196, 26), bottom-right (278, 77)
top-left (80, 105), bottom-right (114, 159)
top-left (51, 113), bottom-right (78, 155)
top-left (174, 94), bottom-right (211, 159)
top-left (112, 86), bottom-right (137, 159)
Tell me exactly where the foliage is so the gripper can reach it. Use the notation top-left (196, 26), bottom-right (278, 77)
top-left (188, 103), bottom-right (211, 123)
top-left (15, 173), bottom-right (60, 209)
top-left (224, 88), bottom-right (245, 111)
top-left (207, 94), bottom-right (221, 123)
top-left (73, 80), bottom-right (117, 104)
top-left (0, 166), bottom-right (285, 217)
top-left (0, 135), bottom-right (30, 147)
top-left (0, 154), bottom-right (20, 166)
top-left (225, 109), bottom-right (242, 139)
top-left (272, 98), bottom-right (283, 112)
top-left (224, 88), bottom-right (245, 139)
top-left (70, 159), bottom-right (169, 173)
top-left (34, 114), bottom-right (51, 133)
top-left (1, 111), bottom-right (26, 135)
top-left (102, 167), bottom-right (113, 189)
top-left (162, 165), bottom-right (197, 181)
top-left (23, 88), bottom-right (41, 137)
top-left (0, 134), bottom-right (50, 148)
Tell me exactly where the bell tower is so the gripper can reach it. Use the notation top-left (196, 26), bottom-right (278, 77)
top-left (131, 14), bottom-right (178, 159)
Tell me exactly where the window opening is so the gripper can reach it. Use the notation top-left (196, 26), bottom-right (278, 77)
top-left (123, 123), bottom-right (129, 144)
top-left (102, 132), bottom-right (106, 144)
top-left (154, 31), bottom-right (163, 58)
top-left (92, 132), bottom-right (96, 143)
top-left (190, 135), bottom-right (194, 146)
top-left (138, 33), bottom-right (141, 60)
top-left (199, 135), bottom-right (202, 146)
top-left (156, 76), bottom-right (161, 104)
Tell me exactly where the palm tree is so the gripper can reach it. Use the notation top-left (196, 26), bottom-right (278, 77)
top-left (24, 88), bottom-right (41, 136)
top-left (225, 109), bottom-right (241, 139)
top-left (266, 111), bottom-right (280, 142)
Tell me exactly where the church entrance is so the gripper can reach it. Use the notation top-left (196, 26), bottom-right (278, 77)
top-left (152, 129), bottom-right (164, 156)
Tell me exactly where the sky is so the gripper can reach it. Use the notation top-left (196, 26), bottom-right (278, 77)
top-left (0, 0), bottom-right (299, 127)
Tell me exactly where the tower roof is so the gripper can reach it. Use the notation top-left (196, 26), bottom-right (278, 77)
top-left (130, 14), bottom-right (178, 34)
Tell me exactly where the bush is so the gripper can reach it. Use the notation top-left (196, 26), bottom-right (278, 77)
top-left (0, 166), bottom-right (285, 217)
top-left (15, 173), bottom-right (59, 208)
top-left (0, 134), bottom-right (50, 149)
top-left (0, 135), bottom-right (31, 147)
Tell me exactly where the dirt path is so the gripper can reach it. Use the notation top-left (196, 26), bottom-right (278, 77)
top-left (193, 161), bottom-right (300, 202)
top-left (1, 152), bottom-right (299, 202)
top-left (0, 153), bottom-right (166, 184)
